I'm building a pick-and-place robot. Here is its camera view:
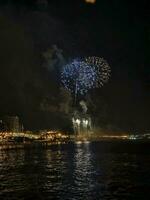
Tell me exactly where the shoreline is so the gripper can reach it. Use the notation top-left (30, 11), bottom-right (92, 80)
top-left (0, 138), bottom-right (150, 151)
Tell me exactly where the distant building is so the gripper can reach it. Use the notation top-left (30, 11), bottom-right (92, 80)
top-left (0, 120), bottom-right (7, 132)
top-left (3, 116), bottom-right (23, 132)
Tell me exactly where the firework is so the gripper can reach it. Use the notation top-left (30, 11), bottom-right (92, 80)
top-left (61, 57), bottom-right (111, 97)
top-left (84, 56), bottom-right (111, 88)
top-left (61, 59), bottom-right (96, 95)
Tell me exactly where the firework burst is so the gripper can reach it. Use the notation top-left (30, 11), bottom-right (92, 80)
top-left (61, 57), bottom-right (111, 97)
top-left (84, 56), bottom-right (111, 88)
top-left (61, 59), bottom-right (96, 95)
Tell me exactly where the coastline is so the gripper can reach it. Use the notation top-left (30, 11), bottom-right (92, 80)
top-left (0, 137), bottom-right (150, 151)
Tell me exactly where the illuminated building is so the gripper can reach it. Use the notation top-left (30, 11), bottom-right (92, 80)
top-left (3, 116), bottom-right (23, 132)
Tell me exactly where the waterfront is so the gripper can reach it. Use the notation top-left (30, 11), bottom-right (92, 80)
top-left (0, 141), bottom-right (150, 200)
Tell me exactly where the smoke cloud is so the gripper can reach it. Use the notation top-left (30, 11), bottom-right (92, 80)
top-left (79, 100), bottom-right (88, 114)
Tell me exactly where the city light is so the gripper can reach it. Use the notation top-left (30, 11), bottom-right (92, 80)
top-left (0, 130), bottom-right (69, 142)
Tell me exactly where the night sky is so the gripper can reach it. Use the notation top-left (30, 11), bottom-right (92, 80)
top-left (0, 0), bottom-right (149, 132)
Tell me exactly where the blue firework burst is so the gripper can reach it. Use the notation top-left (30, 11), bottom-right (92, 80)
top-left (61, 59), bottom-right (96, 95)
top-left (61, 57), bottom-right (111, 96)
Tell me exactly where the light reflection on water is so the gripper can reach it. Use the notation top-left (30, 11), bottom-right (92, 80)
top-left (73, 143), bottom-right (95, 190)
top-left (0, 142), bottom-right (150, 200)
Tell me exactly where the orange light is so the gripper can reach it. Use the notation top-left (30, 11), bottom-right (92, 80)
top-left (85, 0), bottom-right (96, 4)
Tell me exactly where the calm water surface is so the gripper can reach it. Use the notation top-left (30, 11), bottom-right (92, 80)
top-left (0, 141), bottom-right (150, 200)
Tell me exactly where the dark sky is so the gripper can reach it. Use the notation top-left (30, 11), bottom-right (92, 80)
top-left (0, 0), bottom-right (149, 131)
